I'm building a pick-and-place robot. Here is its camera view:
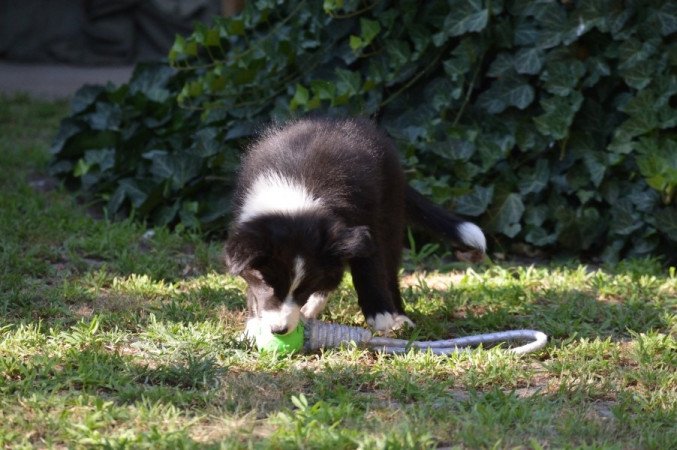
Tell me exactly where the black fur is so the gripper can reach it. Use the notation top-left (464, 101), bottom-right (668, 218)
top-left (225, 117), bottom-right (485, 332)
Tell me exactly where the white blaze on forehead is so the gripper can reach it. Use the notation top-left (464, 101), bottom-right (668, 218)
top-left (289, 256), bottom-right (305, 293)
top-left (259, 256), bottom-right (306, 334)
top-left (239, 171), bottom-right (322, 223)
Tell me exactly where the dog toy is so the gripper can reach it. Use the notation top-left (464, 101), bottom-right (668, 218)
top-left (251, 319), bottom-right (547, 355)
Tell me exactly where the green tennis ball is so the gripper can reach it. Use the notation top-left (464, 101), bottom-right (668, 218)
top-left (255, 321), bottom-right (305, 354)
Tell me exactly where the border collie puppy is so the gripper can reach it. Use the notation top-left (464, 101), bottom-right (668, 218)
top-left (225, 118), bottom-right (486, 335)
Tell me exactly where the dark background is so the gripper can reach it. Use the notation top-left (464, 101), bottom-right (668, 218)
top-left (0, 0), bottom-right (243, 64)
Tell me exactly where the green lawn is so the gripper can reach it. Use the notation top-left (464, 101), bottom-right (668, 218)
top-left (0, 95), bottom-right (675, 449)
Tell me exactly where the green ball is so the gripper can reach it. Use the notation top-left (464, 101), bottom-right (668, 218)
top-left (255, 321), bottom-right (305, 354)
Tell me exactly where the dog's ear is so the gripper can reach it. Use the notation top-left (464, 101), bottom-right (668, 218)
top-left (329, 225), bottom-right (374, 259)
top-left (223, 238), bottom-right (250, 275)
top-left (224, 225), bottom-right (263, 275)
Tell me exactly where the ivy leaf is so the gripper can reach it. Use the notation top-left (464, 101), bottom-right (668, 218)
top-left (443, 0), bottom-right (489, 38)
top-left (540, 60), bottom-right (585, 96)
top-left (478, 74), bottom-right (535, 113)
top-left (513, 47), bottom-right (543, 75)
top-left (635, 136), bottom-right (677, 196)
top-left (179, 201), bottom-right (201, 229)
top-left (494, 193), bottom-right (525, 238)
top-left (349, 35), bottom-right (363, 51)
top-left (513, 18), bottom-right (539, 46)
top-left (49, 118), bottom-right (83, 155)
top-left (535, 3), bottom-right (579, 48)
top-left (614, 89), bottom-right (659, 141)
top-left (360, 18), bottom-right (381, 45)
top-left (525, 225), bottom-right (557, 246)
top-left (555, 207), bottom-right (604, 250)
top-left (487, 53), bottom-right (514, 77)
top-left (429, 138), bottom-right (475, 161)
top-left (148, 153), bottom-right (202, 190)
top-left (85, 103), bottom-right (122, 131)
top-left (70, 85), bottom-right (105, 114)
top-left (533, 92), bottom-right (583, 139)
top-left (425, 77), bottom-right (463, 110)
top-left (335, 69), bottom-right (361, 97)
top-left (117, 178), bottom-right (149, 209)
top-left (385, 40), bottom-right (412, 70)
top-left (569, 133), bottom-right (606, 187)
top-left (654, 2), bottom-right (677, 36)
top-left (310, 80), bottom-right (336, 101)
top-left (189, 128), bottom-right (222, 157)
top-left (128, 63), bottom-right (174, 103)
top-left (618, 38), bottom-right (659, 71)
top-left (621, 63), bottom-right (654, 90)
top-left (153, 202), bottom-right (180, 226)
top-left (454, 185), bottom-right (494, 216)
top-left (84, 148), bottom-right (115, 172)
top-left (610, 199), bottom-right (642, 236)
top-left (518, 159), bottom-right (550, 195)
top-left (524, 204), bottom-right (548, 226)
top-left (627, 186), bottom-right (659, 213)
top-left (583, 153), bottom-right (606, 188)
top-left (655, 207), bottom-right (677, 241)
top-left (290, 84), bottom-right (310, 109)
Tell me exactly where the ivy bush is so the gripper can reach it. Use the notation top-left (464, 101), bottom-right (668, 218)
top-left (50, 0), bottom-right (676, 262)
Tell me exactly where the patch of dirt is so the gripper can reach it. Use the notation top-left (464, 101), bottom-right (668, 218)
top-left (590, 400), bottom-right (616, 421)
top-left (400, 272), bottom-right (466, 290)
top-left (69, 293), bottom-right (148, 318)
top-left (216, 370), bottom-right (307, 418)
top-left (189, 414), bottom-right (262, 444)
top-left (27, 172), bottom-right (59, 192)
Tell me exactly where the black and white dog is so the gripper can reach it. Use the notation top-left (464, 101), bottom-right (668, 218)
top-left (225, 118), bottom-right (486, 335)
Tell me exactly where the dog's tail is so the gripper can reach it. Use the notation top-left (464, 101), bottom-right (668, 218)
top-left (405, 185), bottom-right (487, 257)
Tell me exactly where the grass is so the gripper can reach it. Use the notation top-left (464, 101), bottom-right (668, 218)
top-left (1, 94), bottom-right (675, 449)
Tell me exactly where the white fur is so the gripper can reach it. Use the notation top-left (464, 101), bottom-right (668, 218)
top-left (239, 171), bottom-right (322, 223)
top-left (367, 312), bottom-right (415, 331)
top-left (301, 292), bottom-right (328, 319)
top-left (260, 256), bottom-right (305, 334)
top-left (458, 222), bottom-right (486, 252)
top-left (261, 299), bottom-right (301, 334)
top-left (243, 317), bottom-right (263, 341)
top-left (289, 257), bottom-right (305, 294)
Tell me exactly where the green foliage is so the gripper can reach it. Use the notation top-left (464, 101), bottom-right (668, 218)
top-left (49, 0), bottom-right (677, 261)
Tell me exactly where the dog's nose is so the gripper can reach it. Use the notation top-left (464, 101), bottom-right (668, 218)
top-left (270, 325), bottom-right (289, 335)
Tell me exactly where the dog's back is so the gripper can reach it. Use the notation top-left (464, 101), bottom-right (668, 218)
top-left (232, 117), bottom-right (406, 229)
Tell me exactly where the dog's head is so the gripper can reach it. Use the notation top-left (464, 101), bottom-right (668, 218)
top-left (224, 213), bottom-right (373, 335)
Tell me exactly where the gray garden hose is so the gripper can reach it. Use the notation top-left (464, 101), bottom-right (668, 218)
top-left (303, 320), bottom-right (548, 355)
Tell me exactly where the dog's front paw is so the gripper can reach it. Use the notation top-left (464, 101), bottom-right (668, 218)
top-left (300, 293), bottom-right (328, 319)
top-left (367, 312), bottom-right (415, 333)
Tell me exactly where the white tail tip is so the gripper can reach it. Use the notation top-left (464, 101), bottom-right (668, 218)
top-left (458, 222), bottom-right (486, 252)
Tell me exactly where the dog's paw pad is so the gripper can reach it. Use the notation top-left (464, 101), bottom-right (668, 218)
top-left (367, 312), bottom-right (415, 332)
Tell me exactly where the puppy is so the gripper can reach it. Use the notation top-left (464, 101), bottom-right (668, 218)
top-left (225, 118), bottom-right (486, 335)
